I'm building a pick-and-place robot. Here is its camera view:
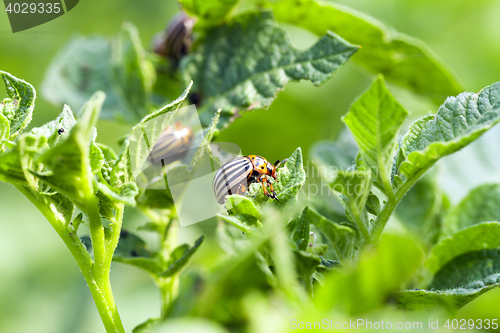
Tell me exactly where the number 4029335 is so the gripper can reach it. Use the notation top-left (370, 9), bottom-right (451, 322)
top-left (5, 2), bottom-right (61, 14)
top-left (444, 319), bottom-right (498, 330)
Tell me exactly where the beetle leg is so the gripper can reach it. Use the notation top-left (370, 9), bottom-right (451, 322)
top-left (261, 175), bottom-right (278, 200)
top-left (258, 175), bottom-right (271, 198)
top-left (268, 177), bottom-right (277, 198)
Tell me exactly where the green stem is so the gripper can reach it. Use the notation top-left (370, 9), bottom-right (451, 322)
top-left (85, 197), bottom-right (107, 280)
top-left (15, 185), bottom-right (93, 275)
top-left (351, 207), bottom-right (371, 243)
top-left (105, 204), bottom-right (124, 268)
top-left (139, 206), bottom-right (180, 318)
top-left (302, 274), bottom-right (314, 298)
top-left (16, 185), bottom-right (125, 333)
top-left (158, 217), bottom-right (178, 315)
top-left (85, 274), bottom-right (125, 333)
top-left (370, 167), bottom-right (430, 244)
top-left (376, 157), bottom-right (395, 201)
top-left (157, 276), bottom-right (179, 317)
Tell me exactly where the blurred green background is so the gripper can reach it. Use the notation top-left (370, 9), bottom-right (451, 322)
top-left (1, 0), bottom-right (500, 332)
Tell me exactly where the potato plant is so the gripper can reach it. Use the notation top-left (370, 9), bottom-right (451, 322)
top-left (1, 0), bottom-right (500, 332)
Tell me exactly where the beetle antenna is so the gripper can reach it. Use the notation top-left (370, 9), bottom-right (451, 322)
top-left (275, 159), bottom-right (288, 168)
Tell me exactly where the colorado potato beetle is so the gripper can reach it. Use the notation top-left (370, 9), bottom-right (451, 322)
top-left (148, 122), bottom-right (193, 164)
top-left (154, 12), bottom-right (195, 62)
top-left (213, 155), bottom-right (287, 204)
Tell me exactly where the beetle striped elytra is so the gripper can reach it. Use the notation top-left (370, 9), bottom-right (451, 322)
top-left (213, 155), bottom-right (287, 204)
top-left (148, 122), bottom-right (193, 164)
top-left (154, 12), bottom-right (195, 62)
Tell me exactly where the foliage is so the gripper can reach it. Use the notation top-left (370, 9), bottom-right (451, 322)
top-left (0, 70), bottom-right (199, 333)
top-left (182, 11), bottom-right (359, 127)
top-left (270, 0), bottom-right (463, 103)
top-left (3, 0), bottom-right (500, 332)
top-left (42, 23), bottom-right (155, 123)
top-left (213, 74), bottom-right (500, 326)
top-left (310, 76), bottom-right (500, 315)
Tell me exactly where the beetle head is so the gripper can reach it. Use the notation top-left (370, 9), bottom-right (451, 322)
top-left (270, 159), bottom-right (288, 180)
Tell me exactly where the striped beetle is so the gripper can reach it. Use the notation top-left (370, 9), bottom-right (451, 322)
top-left (148, 122), bottom-right (193, 164)
top-left (154, 12), bottom-right (195, 62)
top-left (213, 155), bottom-right (287, 204)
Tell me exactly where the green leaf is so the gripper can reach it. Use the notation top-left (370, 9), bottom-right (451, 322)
top-left (136, 188), bottom-right (174, 209)
top-left (224, 195), bottom-right (262, 228)
top-left (226, 195), bottom-right (261, 218)
top-left (315, 234), bottom-right (422, 314)
top-left (395, 82), bottom-right (500, 184)
top-left (217, 214), bottom-right (256, 234)
top-left (294, 249), bottom-right (321, 288)
top-left (71, 213), bottom-right (84, 231)
top-left (109, 139), bottom-right (132, 188)
top-left (331, 170), bottom-right (371, 211)
top-left (182, 11), bottom-right (359, 127)
top-left (309, 128), bottom-right (358, 183)
top-left (429, 249), bottom-right (500, 292)
top-left (0, 105), bottom-right (79, 187)
top-left (289, 207), bottom-right (311, 251)
top-left (395, 169), bottom-right (448, 249)
top-left (31, 184), bottom-right (75, 226)
top-left (303, 206), bottom-right (355, 259)
top-left (187, 238), bottom-right (272, 319)
top-left (114, 257), bottom-right (162, 276)
top-left (365, 193), bottom-right (380, 216)
top-left (427, 222), bottom-right (500, 274)
top-left (80, 235), bottom-right (92, 252)
top-left (330, 170), bottom-right (371, 239)
top-left (189, 109), bottom-right (220, 168)
top-left (42, 23), bottom-right (154, 123)
top-left (272, 147), bottom-right (306, 207)
top-left (438, 124), bottom-right (500, 204)
top-left (401, 239), bottom-right (500, 310)
top-left (35, 93), bottom-right (104, 203)
top-left (441, 184), bottom-right (500, 237)
top-left (110, 83), bottom-right (192, 187)
top-left (308, 129), bottom-right (358, 222)
top-left (0, 71), bottom-right (36, 140)
top-left (0, 114), bottom-right (9, 153)
top-left (132, 317), bottom-right (161, 333)
top-left (113, 230), bottom-right (162, 275)
top-left (396, 286), bottom-right (498, 311)
top-left (0, 104), bottom-right (79, 221)
top-left (30, 105), bottom-right (77, 147)
top-left (97, 142), bottom-right (118, 161)
top-left (179, 0), bottom-right (239, 26)
top-left (0, 135), bottom-right (44, 187)
top-left (0, 142), bottom-right (30, 184)
top-left (145, 318), bottom-right (230, 333)
top-left (115, 230), bottom-right (153, 257)
top-left (160, 235), bottom-right (204, 278)
top-left (343, 76), bottom-right (408, 193)
top-left (271, 0), bottom-right (463, 102)
top-left (113, 23), bottom-right (155, 120)
top-left (96, 182), bottom-right (139, 207)
top-left (90, 136), bottom-right (105, 175)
